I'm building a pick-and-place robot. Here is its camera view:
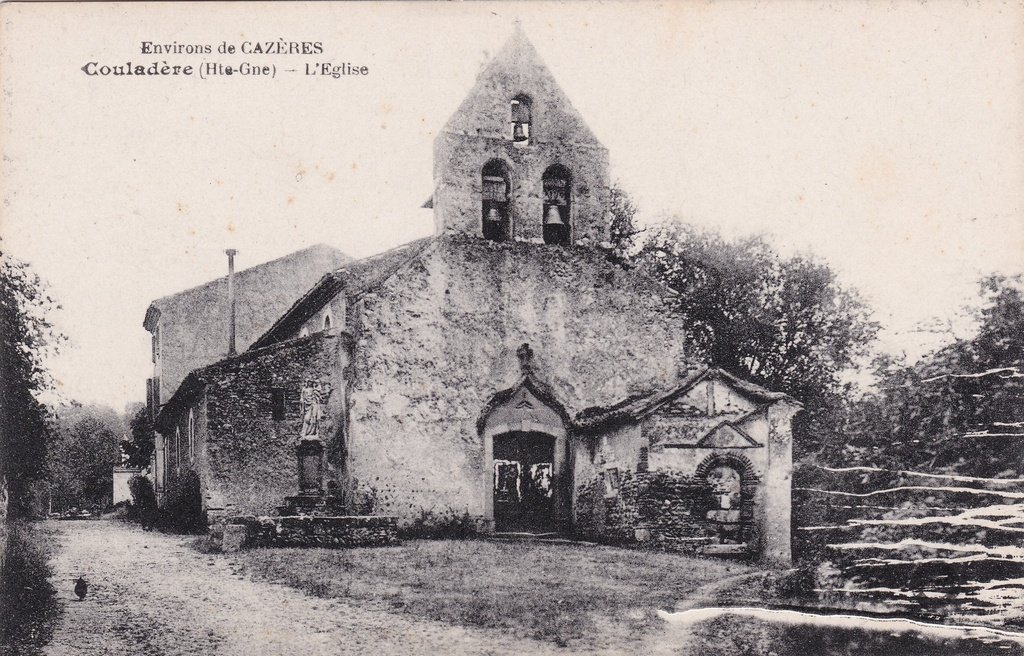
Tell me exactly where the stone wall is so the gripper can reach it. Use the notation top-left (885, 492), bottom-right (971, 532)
top-left (574, 469), bottom-right (726, 552)
top-left (345, 234), bottom-right (688, 529)
top-left (244, 515), bottom-right (398, 549)
top-left (210, 515), bottom-right (398, 550)
top-left (111, 468), bottom-right (142, 506)
top-left (195, 331), bottom-right (349, 517)
top-left (433, 134), bottom-right (610, 245)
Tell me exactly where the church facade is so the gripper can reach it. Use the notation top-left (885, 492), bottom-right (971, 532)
top-left (155, 27), bottom-right (798, 565)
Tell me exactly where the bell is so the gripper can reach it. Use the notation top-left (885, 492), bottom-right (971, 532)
top-left (486, 207), bottom-right (502, 223)
top-left (544, 205), bottom-right (565, 226)
top-left (512, 122), bottom-right (527, 142)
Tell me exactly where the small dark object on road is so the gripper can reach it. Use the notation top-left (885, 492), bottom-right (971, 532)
top-left (74, 576), bottom-right (88, 600)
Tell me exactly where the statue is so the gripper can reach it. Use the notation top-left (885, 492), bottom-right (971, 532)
top-left (300, 380), bottom-right (332, 440)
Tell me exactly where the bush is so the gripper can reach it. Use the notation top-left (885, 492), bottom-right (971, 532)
top-left (158, 470), bottom-right (206, 534)
top-left (126, 475), bottom-right (158, 528)
top-left (0, 522), bottom-right (59, 650)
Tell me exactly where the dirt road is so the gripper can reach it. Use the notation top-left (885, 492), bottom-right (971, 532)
top-left (42, 520), bottom-right (566, 656)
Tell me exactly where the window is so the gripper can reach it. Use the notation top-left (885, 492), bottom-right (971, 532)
top-left (187, 409), bottom-right (196, 462)
top-left (323, 313), bottom-right (332, 330)
top-left (151, 325), bottom-right (160, 364)
top-left (271, 388), bottom-right (286, 421)
top-left (174, 426), bottom-right (181, 473)
top-left (510, 95), bottom-right (532, 145)
top-left (542, 165), bottom-right (571, 245)
top-left (481, 160), bottom-right (511, 242)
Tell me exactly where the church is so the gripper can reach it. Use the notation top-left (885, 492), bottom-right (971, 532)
top-left (153, 26), bottom-right (799, 565)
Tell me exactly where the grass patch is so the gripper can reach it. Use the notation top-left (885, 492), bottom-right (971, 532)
top-left (236, 539), bottom-right (757, 649)
top-left (667, 614), bottom-right (1020, 656)
top-left (186, 533), bottom-right (221, 554)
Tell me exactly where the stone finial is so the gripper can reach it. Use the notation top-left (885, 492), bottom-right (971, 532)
top-left (516, 343), bottom-right (535, 376)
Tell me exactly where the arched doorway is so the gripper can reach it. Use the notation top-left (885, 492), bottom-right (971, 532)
top-left (493, 431), bottom-right (556, 532)
top-left (479, 370), bottom-right (569, 534)
top-left (695, 453), bottom-right (758, 547)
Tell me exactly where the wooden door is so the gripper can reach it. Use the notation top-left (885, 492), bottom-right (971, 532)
top-left (493, 432), bottom-right (555, 533)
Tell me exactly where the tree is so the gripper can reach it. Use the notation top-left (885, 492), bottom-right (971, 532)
top-left (608, 183), bottom-right (641, 256)
top-left (47, 405), bottom-right (124, 511)
top-left (845, 275), bottom-right (1024, 474)
top-left (125, 404), bottom-right (156, 470)
top-left (0, 251), bottom-right (64, 518)
top-left (634, 222), bottom-right (879, 456)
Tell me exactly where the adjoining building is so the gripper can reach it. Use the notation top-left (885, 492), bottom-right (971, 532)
top-left (143, 244), bottom-right (351, 503)
top-left (153, 26), bottom-right (798, 564)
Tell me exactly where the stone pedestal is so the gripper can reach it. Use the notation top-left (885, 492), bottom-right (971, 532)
top-left (278, 493), bottom-right (347, 517)
top-left (297, 438), bottom-right (325, 496)
top-left (216, 432), bottom-right (399, 550)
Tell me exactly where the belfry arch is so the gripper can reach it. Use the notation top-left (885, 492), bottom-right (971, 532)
top-left (481, 159), bottom-right (512, 242)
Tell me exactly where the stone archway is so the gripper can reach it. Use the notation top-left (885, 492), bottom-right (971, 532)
top-left (479, 376), bottom-right (569, 534)
top-left (694, 453), bottom-right (759, 546)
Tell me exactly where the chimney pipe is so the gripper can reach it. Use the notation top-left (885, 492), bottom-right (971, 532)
top-left (225, 249), bottom-right (237, 356)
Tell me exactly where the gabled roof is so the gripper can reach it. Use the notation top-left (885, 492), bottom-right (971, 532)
top-left (477, 373), bottom-right (571, 435)
top-left (142, 244), bottom-right (353, 405)
top-left (156, 329), bottom-right (349, 431)
top-left (251, 237), bottom-right (436, 349)
top-left (144, 244), bottom-right (350, 323)
top-left (574, 367), bottom-right (800, 433)
top-left (439, 24), bottom-right (603, 148)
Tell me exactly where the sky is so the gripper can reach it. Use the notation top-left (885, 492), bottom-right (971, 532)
top-left (1, 1), bottom-right (1022, 413)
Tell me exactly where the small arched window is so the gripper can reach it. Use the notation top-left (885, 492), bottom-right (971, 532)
top-left (510, 95), bottom-right (531, 145)
top-left (323, 313), bottom-right (332, 330)
top-left (482, 159), bottom-right (511, 242)
top-left (174, 426), bottom-right (181, 473)
top-left (187, 408), bottom-right (196, 462)
top-left (542, 165), bottom-right (571, 245)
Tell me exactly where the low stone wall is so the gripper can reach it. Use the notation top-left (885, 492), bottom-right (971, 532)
top-left (575, 470), bottom-right (754, 556)
top-left (214, 515), bottom-right (399, 551)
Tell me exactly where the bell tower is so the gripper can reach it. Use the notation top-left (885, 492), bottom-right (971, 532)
top-left (432, 25), bottom-right (611, 246)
